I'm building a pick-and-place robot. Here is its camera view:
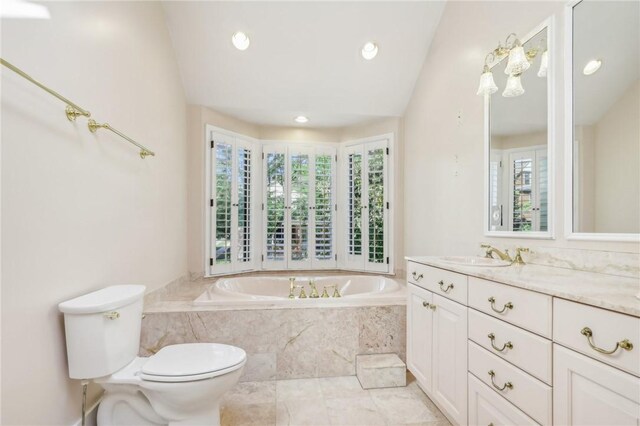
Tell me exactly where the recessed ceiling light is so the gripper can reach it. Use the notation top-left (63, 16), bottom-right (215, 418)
top-left (583, 59), bottom-right (602, 76)
top-left (294, 116), bottom-right (309, 124)
top-left (232, 31), bottom-right (250, 51)
top-left (361, 42), bottom-right (378, 60)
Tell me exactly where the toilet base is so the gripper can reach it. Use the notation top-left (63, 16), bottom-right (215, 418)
top-left (97, 390), bottom-right (221, 426)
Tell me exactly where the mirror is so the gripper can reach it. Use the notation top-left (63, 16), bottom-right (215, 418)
top-left (485, 24), bottom-right (552, 237)
top-left (571, 0), bottom-right (640, 238)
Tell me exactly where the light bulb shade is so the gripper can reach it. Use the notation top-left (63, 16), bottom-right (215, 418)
top-left (476, 71), bottom-right (498, 96)
top-left (504, 45), bottom-right (531, 75)
top-left (537, 50), bottom-right (549, 78)
top-left (502, 74), bottom-right (525, 97)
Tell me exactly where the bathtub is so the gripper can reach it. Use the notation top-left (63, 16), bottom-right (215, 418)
top-left (193, 274), bottom-right (406, 308)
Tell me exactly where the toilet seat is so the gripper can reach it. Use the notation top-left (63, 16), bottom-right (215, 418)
top-left (140, 343), bottom-right (246, 383)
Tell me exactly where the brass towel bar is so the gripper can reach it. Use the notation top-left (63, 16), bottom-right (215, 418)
top-left (1, 57), bottom-right (155, 159)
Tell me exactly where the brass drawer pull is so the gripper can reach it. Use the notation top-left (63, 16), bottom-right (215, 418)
top-left (412, 271), bottom-right (424, 282)
top-left (580, 327), bottom-right (634, 355)
top-left (488, 370), bottom-right (513, 391)
top-left (488, 333), bottom-right (513, 352)
top-left (438, 280), bottom-right (454, 293)
top-left (488, 296), bottom-right (513, 314)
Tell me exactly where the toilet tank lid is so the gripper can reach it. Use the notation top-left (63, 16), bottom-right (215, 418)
top-left (58, 285), bottom-right (146, 314)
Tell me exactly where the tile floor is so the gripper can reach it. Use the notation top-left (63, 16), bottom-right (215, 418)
top-left (221, 373), bottom-right (451, 426)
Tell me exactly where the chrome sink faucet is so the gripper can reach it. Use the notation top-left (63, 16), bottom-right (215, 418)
top-left (480, 244), bottom-right (513, 262)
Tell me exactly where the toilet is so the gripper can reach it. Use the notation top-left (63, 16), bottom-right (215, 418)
top-left (58, 285), bottom-right (246, 425)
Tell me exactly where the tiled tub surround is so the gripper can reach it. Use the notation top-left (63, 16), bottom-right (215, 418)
top-left (141, 273), bottom-right (406, 381)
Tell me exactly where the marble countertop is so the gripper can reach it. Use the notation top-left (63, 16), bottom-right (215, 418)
top-left (406, 256), bottom-right (640, 317)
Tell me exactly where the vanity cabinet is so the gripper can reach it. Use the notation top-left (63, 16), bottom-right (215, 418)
top-left (553, 344), bottom-right (640, 426)
top-left (407, 279), bottom-right (468, 425)
top-left (406, 259), bottom-right (640, 426)
top-left (407, 284), bottom-right (433, 391)
top-left (553, 299), bottom-right (640, 426)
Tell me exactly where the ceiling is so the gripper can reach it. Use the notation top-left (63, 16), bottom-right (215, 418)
top-left (161, 1), bottom-right (445, 128)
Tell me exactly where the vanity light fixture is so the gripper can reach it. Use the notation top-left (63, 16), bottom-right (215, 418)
top-left (583, 59), bottom-right (602, 76)
top-left (537, 49), bottom-right (549, 78)
top-left (361, 42), bottom-right (378, 60)
top-left (476, 53), bottom-right (498, 96)
top-left (504, 37), bottom-right (531, 75)
top-left (502, 74), bottom-right (525, 97)
top-left (232, 31), bottom-right (250, 51)
top-left (477, 33), bottom-right (545, 97)
top-left (294, 116), bottom-right (309, 124)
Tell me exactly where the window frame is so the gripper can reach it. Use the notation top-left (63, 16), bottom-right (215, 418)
top-left (204, 125), bottom-right (260, 276)
top-left (204, 126), bottom-right (394, 277)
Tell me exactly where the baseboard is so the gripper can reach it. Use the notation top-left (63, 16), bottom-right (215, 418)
top-left (71, 396), bottom-right (101, 426)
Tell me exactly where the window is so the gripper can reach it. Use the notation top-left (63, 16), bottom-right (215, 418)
top-left (206, 127), bottom-right (258, 275)
top-left (205, 126), bottom-right (392, 276)
top-left (342, 138), bottom-right (390, 273)
top-left (263, 145), bottom-right (337, 270)
top-left (508, 148), bottom-right (548, 232)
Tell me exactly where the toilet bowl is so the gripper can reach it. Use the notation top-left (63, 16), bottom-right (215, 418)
top-left (58, 285), bottom-right (246, 426)
top-left (96, 343), bottom-right (246, 425)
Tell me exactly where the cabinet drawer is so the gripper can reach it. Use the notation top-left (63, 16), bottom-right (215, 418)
top-left (468, 277), bottom-right (552, 338)
top-left (468, 341), bottom-right (551, 425)
top-left (469, 309), bottom-right (552, 384)
top-left (468, 373), bottom-right (538, 426)
top-left (553, 298), bottom-right (640, 377)
top-left (407, 262), bottom-right (468, 305)
top-left (407, 261), bottom-right (431, 287)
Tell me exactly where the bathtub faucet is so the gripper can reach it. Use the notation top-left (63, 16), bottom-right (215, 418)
top-left (323, 285), bottom-right (341, 298)
top-left (308, 280), bottom-right (320, 298)
top-left (288, 277), bottom-right (296, 299)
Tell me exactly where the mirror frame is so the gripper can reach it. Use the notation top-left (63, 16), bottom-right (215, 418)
top-left (563, 1), bottom-right (640, 242)
top-left (483, 16), bottom-right (556, 239)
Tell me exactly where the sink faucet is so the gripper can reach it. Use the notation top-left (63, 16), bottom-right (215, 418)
top-left (480, 244), bottom-right (513, 262)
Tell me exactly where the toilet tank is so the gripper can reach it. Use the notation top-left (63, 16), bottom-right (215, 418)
top-left (58, 285), bottom-right (146, 379)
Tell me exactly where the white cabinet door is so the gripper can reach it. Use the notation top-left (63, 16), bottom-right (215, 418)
top-left (554, 344), bottom-right (640, 426)
top-left (407, 283), bottom-right (433, 393)
top-left (432, 294), bottom-right (468, 426)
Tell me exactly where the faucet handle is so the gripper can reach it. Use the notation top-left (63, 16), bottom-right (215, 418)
top-left (513, 247), bottom-right (529, 265)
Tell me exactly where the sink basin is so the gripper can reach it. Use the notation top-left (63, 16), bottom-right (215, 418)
top-left (438, 256), bottom-right (511, 267)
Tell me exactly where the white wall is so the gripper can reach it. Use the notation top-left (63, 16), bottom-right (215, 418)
top-left (1, 2), bottom-right (188, 424)
top-left (403, 1), bottom-right (640, 256)
top-left (593, 80), bottom-right (640, 233)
